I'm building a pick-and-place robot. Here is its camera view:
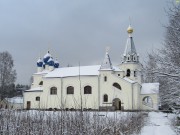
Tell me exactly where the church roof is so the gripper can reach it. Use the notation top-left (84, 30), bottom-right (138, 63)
top-left (100, 51), bottom-right (113, 70)
top-left (34, 70), bottom-right (50, 75)
top-left (44, 65), bottom-right (121, 78)
top-left (123, 37), bottom-right (137, 56)
top-left (141, 83), bottom-right (159, 94)
top-left (123, 77), bottom-right (136, 83)
top-left (25, 87), bottom-right (43, 92)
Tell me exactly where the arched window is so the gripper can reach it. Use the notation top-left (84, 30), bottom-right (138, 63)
top-left (103, 94), bottom-right (108, 102)
top-left (50, 87), bottom-right (57, 95)
top-left (36, 96), bottom-right (40, 101)
top-left (142, 96), bottom-right (153, 107)
top-left (113, 83), bottom-right (121, 90)
top-left (104, 76), bottom-right (107, 82)
top-left (126, 69), bottom-right (130, 77)
top-left (67, 86), bottom-right (74, 94)
top-left (39, 81), bottom-right (43, 85)
top-left (84, 86), bottom-right (92, 94)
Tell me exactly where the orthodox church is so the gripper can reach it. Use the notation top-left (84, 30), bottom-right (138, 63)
top-left (23, 25), bottom-right (159, 111)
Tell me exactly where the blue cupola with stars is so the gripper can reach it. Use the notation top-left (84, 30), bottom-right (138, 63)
top-left (43, 51), bottom-right (51, 65)
top-left (54, 59), bottom-right (60, 68)
top-left (48, 57), bottom-right (54, 66)
top-left (37, 58), bottom-right (43, 67)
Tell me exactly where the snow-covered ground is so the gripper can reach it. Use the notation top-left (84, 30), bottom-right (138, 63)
top-left (141, 112), bottom-right (176, 135)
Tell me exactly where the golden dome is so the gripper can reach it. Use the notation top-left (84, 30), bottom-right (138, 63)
top-left (127, 25), bottom-right (133, 34)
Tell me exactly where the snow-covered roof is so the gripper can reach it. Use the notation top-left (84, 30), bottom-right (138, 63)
top-left (5, 97), bottom-right (23, 104)
top-left (100, 52), bottom-right (113, 70)
top-left (37, 58), bottom-right (43, 63)
top-left (25, 87), bottom-right (43, 92)
top-left (141, 83), bottom-right (159, 94)
top-left (123, 77), bottom-right (136, 83)
top-left (44, 65), bottom-right (121, 78)
top-left (34, 70), bottom-right (50, 75)
top-left (124, 36), bottom-right (137, 56)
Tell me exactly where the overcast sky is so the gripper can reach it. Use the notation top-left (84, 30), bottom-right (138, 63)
top-left (0, 0), bottom-right (174, 84)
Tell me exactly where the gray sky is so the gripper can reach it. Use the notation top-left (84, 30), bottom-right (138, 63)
top-left (0, 0), bottom-right (172, 84)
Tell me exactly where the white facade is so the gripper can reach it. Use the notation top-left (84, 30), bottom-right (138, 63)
top-left (24, 26), bottom-right (159, 110)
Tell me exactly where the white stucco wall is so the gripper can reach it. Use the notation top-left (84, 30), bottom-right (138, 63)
top-left (24, 63), bottom-right (158, 111)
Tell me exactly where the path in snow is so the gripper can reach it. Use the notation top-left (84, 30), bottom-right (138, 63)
top-left (141, 112), bottom-right (176, 135)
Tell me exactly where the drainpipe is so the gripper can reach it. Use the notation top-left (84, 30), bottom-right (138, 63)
top-left (98, 75), bottom-right (100, 111)
top-left (61, 77), bottom-right (63, 109)
top-left (132, 83), bottom-right (134, 110)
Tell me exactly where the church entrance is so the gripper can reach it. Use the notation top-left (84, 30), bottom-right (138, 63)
top-left (27, 101), bottom-right (31, 110)
top-left (112, 98), bottom-right (121, 110)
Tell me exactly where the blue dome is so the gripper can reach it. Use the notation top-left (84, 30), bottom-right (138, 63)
top-left (54, 62), bottom-right (59, 68)
top-left (43, 51), bottom-right (51, 65)
top-left (48, 57), bottom-right (54, 66)
top-left (37, 58), bottom-right (43, 67)
top-left (54, 59), bottom-right (60, 68)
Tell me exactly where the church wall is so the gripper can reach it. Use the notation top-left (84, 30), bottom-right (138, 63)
top-left (31, 74), bottom-right (44, 88)
top-left (119, 63), bottom-right (143, 83)
top-left (132, 83), bottom-right (141, 110)
top-left (140, 94), bottom-right (159, 110)
top-left (114, 71), bottom-right (124, 78)
top-left (23, 92), bottom-right (42, 109)
top-left (40, 78), bottom-right (62, 109)
top-left (99, 71), bottom-right (134, 110)
top-left (62, 76), bottom-right (99, 109)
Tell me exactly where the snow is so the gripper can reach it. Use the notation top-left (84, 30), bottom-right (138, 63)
top-left (45, 65), bottom-right (121, 78)
top-left (54, 60), bottom-right (59, 64)
top-left (34, 70), bottom-right (49, 75)
top-left (141, 112), bottom-right (176, 135)
top-left (141, 83), bottom-right (159, 94)
top-left (5, 97), bottom-right (23, 104)
top-left (47, 57), bottom-right (53, 62)
top-left (123, 77), bottom-right (135, 83)
top-left (43, 52), bottom-right (51, 58)
top-left (25, 87), bottom-right (43, 92)
top-left (37, 58), bottom-right (42, 63)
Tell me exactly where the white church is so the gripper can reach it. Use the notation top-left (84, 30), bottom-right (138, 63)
top-left (23, 25), bottom-right (159, 111)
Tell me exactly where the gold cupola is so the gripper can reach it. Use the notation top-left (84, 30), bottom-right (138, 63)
top-left (127, 25), bottom-right (133, 34)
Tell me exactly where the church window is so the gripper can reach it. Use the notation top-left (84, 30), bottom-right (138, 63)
top-left (142, 96), bottom-right (153, 107)
top-left (104, 76), bottom-right (107, 82)
top-left (126, 69), bottom-right (130, 77)
top-left (50, 87), bottom-right (57, 95)
top-left (134, 71), bottom-right (137, 77)
top-left (103, 94), bottom-right (108, 102)
top-left (84, 86), bottom-right (92, 94)
top-left (39, 81), bottom-right (43, 85)
top-left (67, 86), bottom-right (74, 94)
top-left (36, 96), bottom-right (40, 101)
top-left (113, 83), bottom-right (121, 90)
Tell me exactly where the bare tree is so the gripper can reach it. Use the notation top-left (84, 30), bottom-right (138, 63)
top-left (0, 51), bottom-right (16, 100)
top-left (144, 50), bottom-right (158, 83)
top-left (145, 2), bottom-right (180, 111)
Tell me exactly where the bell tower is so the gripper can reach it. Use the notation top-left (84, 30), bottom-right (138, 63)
top-left (119, 25), bottom-right (143, 83)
